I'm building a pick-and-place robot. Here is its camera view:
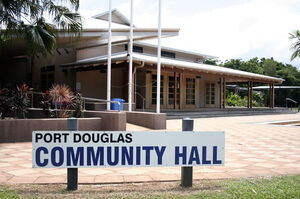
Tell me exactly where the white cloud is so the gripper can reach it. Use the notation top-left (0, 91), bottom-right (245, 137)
top-left (161, 0), bottom-right (300, 63)
top-left (79, 0), bottom-right (300, 68)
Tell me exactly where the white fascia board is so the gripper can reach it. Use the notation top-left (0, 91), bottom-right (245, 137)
top-left (77, 52), bottom-right (128, 63)
top-left (61, 52), bottom-right (128, 67)
top-left (62, 52), bottom-right (284, 83)
top-left (100, 30), bottom-right (178, 37)
top-left (57, 28), bottom-right (179, 37)
top-left (57, 29), bottom-right (178, 39)
top-left (131, 53), bottom-right (283, 83)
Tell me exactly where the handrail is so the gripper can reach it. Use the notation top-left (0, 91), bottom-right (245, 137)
top-left (286, 98), bottom-right (297, 104)
top-left (82, 97), bottom-right (121, 112)
top-left (285, 97), bottom-right (298, 109)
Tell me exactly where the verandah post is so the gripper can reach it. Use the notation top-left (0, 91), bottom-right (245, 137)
top-left (67, 117), bottom-right (78, 190)
top-left (181, 118), bottom-right (194, 187)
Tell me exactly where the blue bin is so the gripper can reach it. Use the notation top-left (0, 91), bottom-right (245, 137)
top-left (111, 98), bottom-right (125, 111)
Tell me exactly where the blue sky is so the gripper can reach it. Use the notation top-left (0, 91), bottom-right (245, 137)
top-left (79, 0), bottom-right (300, 69)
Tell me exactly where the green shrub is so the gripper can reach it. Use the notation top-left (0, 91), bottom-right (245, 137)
top-left (226, 92), bottom-right (264, 107)
top-left (226, 92), bottom-right (247, 107)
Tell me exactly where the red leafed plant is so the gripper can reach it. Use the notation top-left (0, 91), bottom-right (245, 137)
top-left (0, 83), bottom-right (32, 119)
top-left (49, 84), bottom-right (75, 118)
top-left (15, 83), bottom-right (32, 118)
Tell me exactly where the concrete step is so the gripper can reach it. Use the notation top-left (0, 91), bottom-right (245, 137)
top-left (166, 109), bottom-right (297, 119)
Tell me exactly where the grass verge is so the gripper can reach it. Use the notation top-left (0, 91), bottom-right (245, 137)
top-left (0, 175), bottom-right (299, 198)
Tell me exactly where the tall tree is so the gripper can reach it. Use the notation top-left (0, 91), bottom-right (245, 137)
top-left (289, 30), bottom-right (300, 61)
top-left (263, 58), bottom-right (277, 76)
top-left (222, 57), bottom-right (300, 107)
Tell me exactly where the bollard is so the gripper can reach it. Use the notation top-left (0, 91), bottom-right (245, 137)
top-left (67, 118), bottom-right (78, 191)
top-left (181, 118), bottom-right (193, 187)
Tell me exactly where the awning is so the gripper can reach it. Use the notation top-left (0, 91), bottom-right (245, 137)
top-left (132, 53), bottom-right (284, 83)
top-left (57, 28), bottom-right (179, 49)
top-left (92, 9), bottom-right (135, 27)
top-left (61, 53), bottom-right (128, 67)
top-left (61, 52), bottom-right (284, 83)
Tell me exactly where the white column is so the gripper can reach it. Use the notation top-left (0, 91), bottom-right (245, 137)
top-left (156, 0), bottom-right (162, 113)
top-left (107, 0), bottom-right (112, 110)
top-left (128, 0), bottom-right (134, 112)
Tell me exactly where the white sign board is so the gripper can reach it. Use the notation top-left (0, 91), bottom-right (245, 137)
top-left (32, 131), bottom-right (225, 168)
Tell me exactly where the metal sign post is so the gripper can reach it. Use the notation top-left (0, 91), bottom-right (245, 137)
top-left (181, 118), bottom-right (193, 187)
top-left (67, 118), bottom-right (78, 191)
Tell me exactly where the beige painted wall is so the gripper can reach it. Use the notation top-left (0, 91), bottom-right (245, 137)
top-left (77, 45), bottom-right (125, 60)
top-left (76, 65), bottom-right (128, 100)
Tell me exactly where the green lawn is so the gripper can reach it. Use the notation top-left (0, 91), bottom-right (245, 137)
top-left (0, 175), bottom-right (300, 199)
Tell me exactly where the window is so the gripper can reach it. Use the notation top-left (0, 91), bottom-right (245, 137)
top-left (151, 75), bottom-right (164, 105)
top-left (205, 83), bottom-right (215, 105)
top-left (161, 51), bottom-right (176, 59)
top-left (186, 78), bottom-right (195, 105)
top-left (124, 45), bottom-right (143, 53)
top-left (40, 65), bottom-right (55, 92)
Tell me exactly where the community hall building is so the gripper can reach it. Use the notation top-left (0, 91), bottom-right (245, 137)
top-left (0, 9), bottom-right (283, 113)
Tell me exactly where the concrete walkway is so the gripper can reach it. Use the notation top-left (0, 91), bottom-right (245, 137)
top-left (0, 114), bottom-right (300, 184)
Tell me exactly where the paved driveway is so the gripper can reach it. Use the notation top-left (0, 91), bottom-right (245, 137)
top-left (0, 113), bottom-right (300, 184)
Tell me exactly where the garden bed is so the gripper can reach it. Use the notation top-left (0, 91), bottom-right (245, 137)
top-left (0, 117), bottom-right (101, 143)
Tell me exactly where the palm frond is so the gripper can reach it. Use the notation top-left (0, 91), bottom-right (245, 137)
top-left (289, 30), bottom-right (300, 61)
top-left (54, 11), bottom-right (82, 35)
top-left (1, 0), bottom-right (81, 56)
top-left (22, 18), bottom-right (56, 55)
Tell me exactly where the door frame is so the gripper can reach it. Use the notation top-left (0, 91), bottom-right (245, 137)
top-left (166, 72), bottom-right (181, 109)
top-left (150, 72), bottom-right (165, 109)
top-left (184, 75), bottom-right (196, 108)
top-left (205, 81), bottom-right (216, 107)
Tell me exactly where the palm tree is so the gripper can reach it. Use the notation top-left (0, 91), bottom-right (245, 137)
top-left (0, 0), bottom-right (82, 86)
top-left (289, 30), bottom-right (300, 61)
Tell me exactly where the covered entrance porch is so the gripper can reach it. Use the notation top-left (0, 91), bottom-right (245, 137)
top-left (134, 54), bottom-right (283, 111)
top-left (61, 52), bottom-right (283, 113)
